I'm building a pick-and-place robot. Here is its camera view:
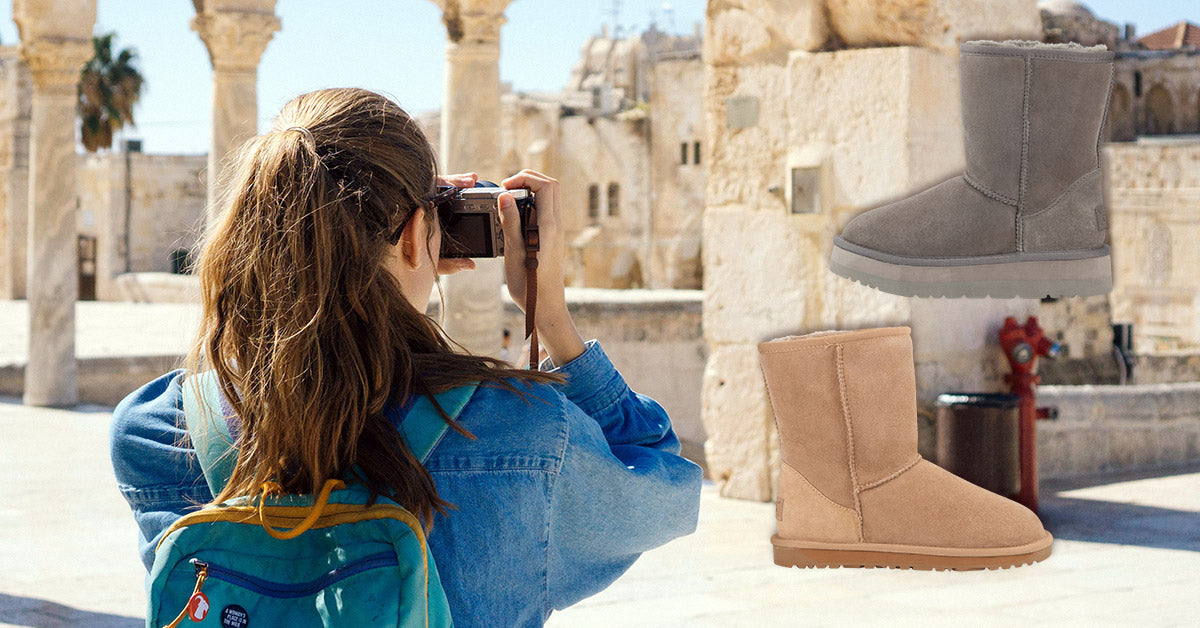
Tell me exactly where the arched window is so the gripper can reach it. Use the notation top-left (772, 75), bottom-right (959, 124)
top-left (1106, 83), bottom-right (1133, 141)
top-left (1145, 85), bottom-right (1175, 135)
top-left (1195, 89), bottom-right (1200, 133)
top-left (607, 182), bottom-right (620, 216)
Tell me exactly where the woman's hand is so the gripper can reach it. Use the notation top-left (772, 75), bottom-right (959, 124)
top-left (499, 170), bottom-right (585, 367)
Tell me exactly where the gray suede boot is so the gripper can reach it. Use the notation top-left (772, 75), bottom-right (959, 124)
top-left (831, 41), bottom-right (1115, 298)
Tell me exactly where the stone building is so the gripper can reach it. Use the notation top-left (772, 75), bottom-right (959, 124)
top-left (1105, 140), bottom-right (1200, 360)
top-left (1041, 3), bottom-right (1200, 139)
top-left (1040, 0), bottom-right (1120, 48)
top-left (0, 45), bottom-right (207, 303)
top-left (422, 25), bottom-right (706, 290)
top-left (1034, 2), bottom-right (1200, 381)
top-left (77, 152), bottom-right (207, 301)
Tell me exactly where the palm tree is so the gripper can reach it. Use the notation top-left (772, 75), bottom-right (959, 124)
top-left (78, 32), bottom-right (145, 152)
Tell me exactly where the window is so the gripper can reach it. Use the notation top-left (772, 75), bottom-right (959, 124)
top-left (680, 142), bottom-right (689, 165)
top-left (790, 167), bottom-right (820, 214)
top-left (693, 141), bottom-right (701, 165)
top-left (607, 182), bottom-right (620, 216)
top-left (588, 184), bottom-right (600, 221)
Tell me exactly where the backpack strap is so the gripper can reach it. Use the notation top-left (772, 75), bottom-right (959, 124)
top-left (182, 370), bottom-right (237, 497)
top-left (397, 382), bottom-right (478, 463)
top-left (182, 370), bottom-right (479, 496)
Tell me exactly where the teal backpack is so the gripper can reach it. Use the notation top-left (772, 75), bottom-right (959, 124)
top-left (146, 370), bottom-right (474, 628)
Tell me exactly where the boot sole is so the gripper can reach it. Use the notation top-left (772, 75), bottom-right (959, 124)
top-left (771, 532), bottom-right (1053, 571)
top-left (830, 237), bottom-right (1112, 299)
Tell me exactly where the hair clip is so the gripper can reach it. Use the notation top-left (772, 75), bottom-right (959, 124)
top-left (284, 125), bottom-right (316, 145)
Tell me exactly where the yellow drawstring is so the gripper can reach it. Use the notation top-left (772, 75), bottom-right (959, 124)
top-left (162, 564), bottom-right (208, 628)
top-left (258, 479), bottom-right (345, 540)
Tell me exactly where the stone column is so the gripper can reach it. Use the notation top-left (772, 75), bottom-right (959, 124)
top-left (430, 0), bottom-right (511, 358)
top-left (0, 47), bottom-right (33, 301)
top-left (191, 2), bottom-right (280, 223)
top-left (14, 1), bottom-right (97, 406)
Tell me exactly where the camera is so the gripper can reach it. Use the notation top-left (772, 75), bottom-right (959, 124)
top-left (437, 181), bottom-right (536, 259)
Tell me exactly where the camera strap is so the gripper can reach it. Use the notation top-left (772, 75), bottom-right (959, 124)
top-left (523, 203), bottom-right (540, 370)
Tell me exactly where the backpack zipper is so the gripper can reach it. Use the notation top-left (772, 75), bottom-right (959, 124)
top-left (162, 561), bottom-right (210, 628)
top-left (187, 553), bottom-right (399, 599)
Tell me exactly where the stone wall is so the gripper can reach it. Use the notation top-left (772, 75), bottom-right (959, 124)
top-left (1106, 139), bottom-right (1200, 353)
top-left (553, 114), bottom-right (651, 288)
top-left (0, 49), bottom-right (205, 306)
top-left (819, 0), bottom-right (1042, 52)
top-left (1034, 139), bottom-right (1200, 384)
top-left (77, 153), bottom-right (207, 300)
top-left (647, 55), bottom-right (705, 289)
top-left (1136, 353), bottom-right (1200, 384)
top-left (1110, 52), bottom-right (1200, 139)
top-left (113, 272), bottom-right (201, 303)
top-left (0, 354), bottom-right (183, 407)
top-left (498, 287), bottom-right (708, 466)
top-left (1037, 295), bottom-right (1114, 362)
top-left (1038, 382), bottom-right (1200, 477)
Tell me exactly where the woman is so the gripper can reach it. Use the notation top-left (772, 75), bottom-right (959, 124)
top-left (109, 87), bottom-right (702, 626)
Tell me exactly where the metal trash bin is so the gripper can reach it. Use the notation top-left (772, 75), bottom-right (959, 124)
top-left (935, 393), bottom-right (1021, 498)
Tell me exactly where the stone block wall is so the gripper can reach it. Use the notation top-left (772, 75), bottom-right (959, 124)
top-left (1106, 140), bottom-right (1200, 353)
top-left (77, 153), bottom-right (207, 300)
top-left (1135, 352), bottom-right (1200, 385)
top-left (0, 354), bottom-right (183, 407)
top-left (431, 287), bottom-right (710, 468)
top-left (504, 288), bottom-right (708, 466)
top-left (648, 56), bottom-right (705, 290)
top-left (1038, 382), bottom-right (1200, 477)
top-left (824, 0), bottom-right (1042, 52)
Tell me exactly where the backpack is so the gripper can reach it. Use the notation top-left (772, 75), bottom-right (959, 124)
top-left (145, 370), bottom-right (475, 628)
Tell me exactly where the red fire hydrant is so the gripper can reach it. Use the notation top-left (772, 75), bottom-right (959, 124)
top-left (998, 316), bottom-right (1061, 513)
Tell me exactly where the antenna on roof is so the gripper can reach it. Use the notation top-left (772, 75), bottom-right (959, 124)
top-left (607, 0), bottom-right (622, 38)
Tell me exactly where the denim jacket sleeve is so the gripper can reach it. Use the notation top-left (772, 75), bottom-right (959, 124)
top-left (538, 339), bottom-right (703, 612)
top-left (108, 370), bottom-right (213, 571)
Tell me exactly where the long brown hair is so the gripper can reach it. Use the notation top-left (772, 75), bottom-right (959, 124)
top-left (186, 87), bottom-right (564, 526)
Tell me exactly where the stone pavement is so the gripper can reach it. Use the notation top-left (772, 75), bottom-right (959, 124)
top-left (2, 398), bottom-right (1199, 627)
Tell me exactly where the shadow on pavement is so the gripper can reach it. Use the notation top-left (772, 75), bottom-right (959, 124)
top-left (1039, 462), bottom-right (1200, 553)
top-left (0, 593), bottom-right (142, 628)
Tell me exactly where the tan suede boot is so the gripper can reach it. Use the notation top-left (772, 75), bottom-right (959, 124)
top-left (757, 327), bottom-right (1052, 570)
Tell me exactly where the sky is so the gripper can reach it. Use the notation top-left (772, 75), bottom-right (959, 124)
top-left (0, 0), bottom-right (1191, 156)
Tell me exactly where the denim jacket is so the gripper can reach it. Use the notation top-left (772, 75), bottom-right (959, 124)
top-left (109, 339), bottom-right (703, 627)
